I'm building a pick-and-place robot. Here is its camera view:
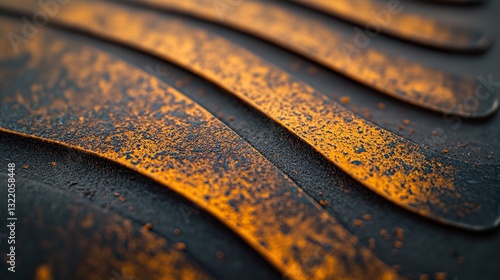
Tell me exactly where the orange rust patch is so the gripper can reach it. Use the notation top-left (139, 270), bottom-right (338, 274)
top-left (0, 18), bottom-right (398, 280)
top-left (0, 0), bottom-right (497, 231)
top-left (380, 229), bottom-right (391, 241)
top-left (35, 264), bottom-right (53, 280)
top-left (30, 203), bottom-right (212, 280)
top-left (3, 0), bottom-right (479, 227)
top-left (395, 228), bottom-right (404, 241)
top-left (340, 96), bottom-right (351, 105)
top-left (353, 219), bottom-right (364, 227)
top-left (291, 0), bottom-right (490, 52)
top-left (175, 242), bottom-right (187, 251)
top-left (435, 272), bottom-right (447, 280)
top-left (368, 238), bottom-right (376, 250)
top-left (419, 274), bottom-right (429, 280)
top-left (77, 212), bottom-right (210, 280)
top-left (117, 0), bottom-right (494, 117)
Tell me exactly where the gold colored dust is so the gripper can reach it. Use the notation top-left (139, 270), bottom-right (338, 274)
top-left (35, 265), bottom-right (53, 280)
top-left (292, 0), bottom-right (477, 48)
top-left (340, 96), bottom-right (351, 105)
top-left (175, 242), bottom-right (187, 250)
top-left (0, 19), bottom-right (398, 280)
top-left (29, 204), bottom-right (210, 280)
top-left (419, 274), bottom-right (429, 280)
top-left (353, 219), bottom-right (365, 227)
top-left (395, 228), bottom-right (404, 240)
top-left (79, 213), bottom-right (209, 280)
top-left (124, 0), bottom-right (477, 114)
top-left (368, 238), bottom-right (376, 250)
top-left (35, 0), bottom-right (464, 218)
top-left (435, 272), bottom-right (447, 280)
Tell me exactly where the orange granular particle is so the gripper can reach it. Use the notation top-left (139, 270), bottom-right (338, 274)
top-left (435, 272), bottom-right (447, 280)
top-left (353, 219), bottom-right (364, 227)
top-left (175, 242), bottom-right (187, 250)
top-left (340, 96), bottom-right (351, 105)
top-left (395, 228), bottom-right (404, 240)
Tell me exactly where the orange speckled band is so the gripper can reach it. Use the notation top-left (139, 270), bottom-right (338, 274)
top-left (122, 0), bottom-right (497, 117)
top-left (290, 0), bottom-right (491, 51)
top-left (0, 19), bottom-right (399, 280)
top-left (1, 0), bottom-right (498, 230)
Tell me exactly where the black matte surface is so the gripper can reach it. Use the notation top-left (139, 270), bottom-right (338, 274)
top-left (0, 0), bottom-right (499, 279)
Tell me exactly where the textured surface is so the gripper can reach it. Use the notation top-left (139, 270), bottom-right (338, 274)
top-left (0, 176), bottom-right (213, 280)
top-left (0, 20), bottom-right (398, 280)
top-left (290, 0), bottom-right (491, 51)
top-left (0, 0), bottom-right (499, 279)
top-left (119, 0), bottom-right (498, 117)
top-left (1, 0), bottom-right (497, 228)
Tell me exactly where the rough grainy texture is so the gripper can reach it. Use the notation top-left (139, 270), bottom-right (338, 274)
top-left (0, 176), bottom-right (212, 280)
top-left (0, 177), bottom-right (213, 280)
top-left (0, 0), bottom-right (499, 279)
top-left (1, 0), bottom-right (497, 228)
top-left (0, 20), bottom-right (399, 280)
top-left (290, 0), bottom-right (491, 51)
top-left (118, 0), bottom-right (498, 117)
top-left (0, 131), bottom-right (283, 280)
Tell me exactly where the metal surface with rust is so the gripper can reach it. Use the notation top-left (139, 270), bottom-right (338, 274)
top-left (113, 0), bottom-right (500, 117)
top-left (289, 0), bottom-right (491, 52)
top-left (0, 19), bottom-right (400, 280)
top-left (0, 176), bottom-right (213, 280)
top-left (1, 0), bottom-right (498, 229)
